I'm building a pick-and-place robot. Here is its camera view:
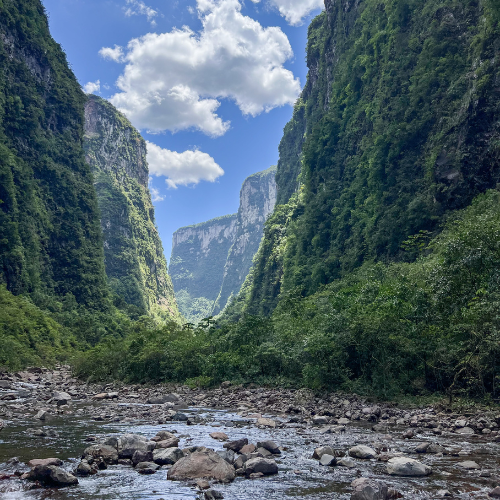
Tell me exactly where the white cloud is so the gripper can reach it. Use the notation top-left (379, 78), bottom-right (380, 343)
top-left (251, 0), bottom-right (324, 26)
top-left (99, 45), bottom-right (125, 62)
top-left (147, 141), bottom-right (224, 188)
top-left (150, 186), bottom-right (165, 202)
top-left (83, 80), bottom-right (100, 94)
top-left (102, 0), bottom-right (301, 136)
top-left (124, 0), bottom-right (158, 25)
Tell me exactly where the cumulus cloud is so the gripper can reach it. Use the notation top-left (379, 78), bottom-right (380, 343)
top-left (124, 0), bottom-right (158, 25)
top-left (147, 141), bottom-right (224, 189)
top-left (83, 80), bottom-right (100, 94)
top-left (150, 186), bottom-right (165, 202)
top-left (99, 45), bottom-right (125, 62)
top-left (251, 0), bottom-right (324, 25)
top-left (102, 0), bottom-right (301, 136)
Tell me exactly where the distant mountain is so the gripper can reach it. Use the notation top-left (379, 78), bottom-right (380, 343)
top-left (170, 166), bottom-right (277, 323)
top-left (84, 95), bottom-right (180, 321)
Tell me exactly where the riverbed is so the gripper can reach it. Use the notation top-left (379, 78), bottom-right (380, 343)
top-left (1, 368), bottom-right (499, 499)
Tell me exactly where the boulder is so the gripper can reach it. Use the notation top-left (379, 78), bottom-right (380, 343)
top-left (386, 457), bottom-right (432, 476)
top-left (223, 438), bottom-right (248, 452)
top-left (351, 477), bottom-right (388, 500)
top-left (35, 410), bottom-right (48, 421)
top-left (52, 391), bottom-right (71, 406)
top-left (257, 417), bottom-right (276, 428)
top-left (312, 416), bottom-right (329, 426)
top-left (156, 437), bottom-right (180, 449)
top-left (257, 440), bottom-right (280, 454)
top-left (338, 457), bottom-right (356, 468)
top-left (210, 432), bottom-right (229, 441)
top-left (167, 450), bottom-right (236, 482)
top-left (456, 427), bottom-right (475, 435)
top-left (349, 445), bottom-right (377, 459)
top-left (75, 460), bottom-right (93, 476)
top-left (28, 458), bottom-right (63, 468)
top-left (118, 434), bottom-right (154, 458)
top-left (205, 490), bottom-right (224, 500)
top-left (240, 444), bottom-right (256, 454)
top-left (233, 454), bottom-right (250, 470)
top-left (216, 450), bottom-right (235, 464)
top-left (457, 461), bottom-right (480, 470)
top-left (489, 487), bottom-right (500, 498)
top-left (155, 431), bottom-right (177, 441)
top-left (135, 462), bottom-right (160, 474)
top-left (312, 446), bottom-right (335, 460)
top-left (26, 465), bottom-right (78, 487)
top-left (319, 454), bottom-right (336, 466)
top-left (132, 450), bottom-right (153, 467)
top-left (83, 444), bottom-right (118, 464)
top-left (153, 447), bottom-right (184, 465)
top-left (243, 457), bottom-right (278, 476)
top-left (148, 394), bottom-right (180, 404)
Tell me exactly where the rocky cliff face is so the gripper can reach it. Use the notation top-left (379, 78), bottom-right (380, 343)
top-left (84, 95), bottom-right (180, 321)
top-left (170, 166), bottom-right (277, 322)
top-left (170, 215), bottom-right (238, 323)
top-left (0, 0), bottom-right (109, 310)
top-left (212, 166), bottom-right (277, 315)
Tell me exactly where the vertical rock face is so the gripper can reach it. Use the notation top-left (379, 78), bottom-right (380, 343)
top-left (170, 215), bottom-right (238, 323)
top-left (0, 0), bottom-right (109, 310)
top-left (84, 95), bottom-right (180, 321)
top-left (170, 166), bottom-right (277, 323)
top-left (212, 166), bottom-right (277, 315)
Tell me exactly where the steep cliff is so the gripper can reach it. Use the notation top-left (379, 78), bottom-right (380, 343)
top-left (170, 214), bottom-right (238, 323)
top-left (0, 0), bottom-right (108, 310)
top-left (171, 167), bottom-right (277, 322)
top-left (212, 166), bottom-right (277, 315)
top-left (84, 95), bottom-right (180, 321)
top-left (238, 0), bottom-right (500, 316)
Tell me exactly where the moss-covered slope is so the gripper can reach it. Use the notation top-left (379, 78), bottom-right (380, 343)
top-left (0, 0), bottom-right (108, 310)
top-left (84, 95), bottom-right (180, 322)
top-left (240, 0), bottom-right (500, 315)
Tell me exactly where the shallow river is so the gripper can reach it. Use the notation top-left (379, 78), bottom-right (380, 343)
top-left (1, 398), bottom-right (500, 500)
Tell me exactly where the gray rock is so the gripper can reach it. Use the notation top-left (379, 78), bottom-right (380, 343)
top-left (216, 449), bottom-right (235, 464)
top-left (83, 444), bottom-right (118, 464)
top-left (349, 445), bottom-right (377, 459)
top-left (118, 434), bottom-right (155, 458)
top-left (205, 490), bottom-right (224, 500)
top-left (319, 454), bottom-right (336, 466)
top-left (27, 465), bottom-right (78, 487)
top-left (243, 457), bottom-right (278, 476)
top-left (351, 477), bottom-right (388, 500)
top-left (167, 449), bottom-right (236, 482)
top-left (233, 454), bottom-right (250, 470)
top-left (312, 416), bottom-right (329, 425)
top-left (256, 440), bottom-right (280, 454)
top-left (338, 457), bottom-right (356, 468)
top-left (456, 427), bottom-right (475, 435)
top-left (312, 446), bottom-right (335, 460)
top-left (75, 460), bottom-right (92, 476)
top-left (386, 457), bottom-right (432, 476)
top-left (153, 447), bottom-right (184, 465)
top-left (223, 438), bottom-right (248, 452)
top-left (457, 460), bottom-right (480, 470)
top-left (53, 391), bottom-right (71, 406)
top-left (35, 410), bottom-right (48, 421)
top-left (132, 450), bottom-right (153, 466)
top-left (135, 461), bottom-right (160, 472)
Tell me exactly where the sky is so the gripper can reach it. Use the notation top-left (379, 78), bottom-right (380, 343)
top-left (42, 0), bottom-right (324, 261)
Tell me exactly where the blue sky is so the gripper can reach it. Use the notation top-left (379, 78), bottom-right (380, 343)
top-left (42, 0), bottom-right (324, 261)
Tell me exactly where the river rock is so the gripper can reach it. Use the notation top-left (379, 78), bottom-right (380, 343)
top-left (319, 454), bottom-right (336, 466)
top-left (257, 417), bottom-right (276, 428)
top-left (351, 477), bottom-right (388, 500)
top-left (386, 457), bottom-right (432, 476)
top-left (312, 446), bottom-right (335, 460)
top-left (167, 449), bottom-right (236, 482)
top-left (233, 454), bottom-right (250, 469)
top-left (35, 410), bottom-right (48, 421)
top-left (349, 445), bottom-right (377, 459)
top-left (26, 465), bottom-right (78, 487)
top-left (243, 457), bottom-right (278, 476)
top-left (132, 450), bottom-right (153, 466)
top-left (489, 486), bottom-right (500, 497)
top-left (240, 444), bottom-right (256, 454)
top-left (216, 450), bottom-right (235, 464)
top-left (338, 457), bottom-right (356, 468)
top-left (75, 460), bottom-right (94, 476)
top-left (456, 427), bottom-right (475, 435)
top-left (83, 444), bottom-right (118, 464)
top-left (28, 458), bottom-right (62, 467)
top-left (210, 432), bottom-right (229, 441)
top-left (155, 431), bottom-right (177, 441)
top-left (457, 461), bottom-right (480, 470)
top-left (153, 447), bottom-right (184, 465)
top-left (205, 490), bottom-right (224, 500)
top-left (156, 437), bottom-right (180, 448)
top-left (118, 434), bottom-right (155, 458)
top-left (223, 438), bottom-right (248, 452)
top-left (257, 440), bottom-right (280, 454)
top-left (53, 391), bottom-right (71, 406)
top-left (136, 462), bottom-right (160, 474)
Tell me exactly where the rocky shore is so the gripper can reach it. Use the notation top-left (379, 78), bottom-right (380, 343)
top-left (1, 367), bottom-right (500, 499)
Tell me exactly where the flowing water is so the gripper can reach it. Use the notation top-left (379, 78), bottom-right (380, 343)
top-left (1, 396), bottom-right (499, 498)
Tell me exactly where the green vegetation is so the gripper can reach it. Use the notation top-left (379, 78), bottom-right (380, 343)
top-left (84, 95), bottom-right (181, 322)
top-left (75, 190), bottom-right (500, 400)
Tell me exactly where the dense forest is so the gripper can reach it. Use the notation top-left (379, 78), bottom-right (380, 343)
top-left (3, 0), bottom-right (500, 402)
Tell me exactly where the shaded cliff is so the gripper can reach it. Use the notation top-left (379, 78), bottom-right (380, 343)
top-left (0, 0), bottom-right (108, 310)
top-left (84, 95), bottom-right (180, 321)
top-left (171, 167), bottom-right (277, 322)
top-left (170, 214), bottom-right (238, 323)
top-left (234, 0), bottom-right (500, 317)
